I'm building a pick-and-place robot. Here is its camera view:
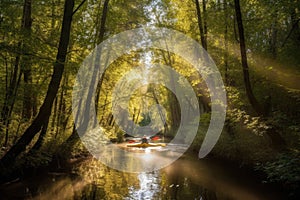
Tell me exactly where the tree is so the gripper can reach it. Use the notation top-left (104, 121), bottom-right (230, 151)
top-left (234, 0), bottom-right (286, 148)
top-left (62, 0), bottom-right (110, 149)
top-left (223, 0), bottom-right (229, 85)
top-left (1, 0), bottom-right (32, 147)
top-left (21, 0), bottom-right (35, 120)
top-left (95, 0), bottom-right (110, 114)
top-left (195, 0), bottom-right (207, 50)
top-left (0, 0), bottom-right (75, 168)
top-left (73, 0), bottom-right (110, 136)
top-left (234, 0), bottom-right (264, 116)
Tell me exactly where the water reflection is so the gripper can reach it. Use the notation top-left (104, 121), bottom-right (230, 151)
top-left (0, 155), bottom-right (285, 200)
top-left (125, 171), bottom-right (160, 200)
top-left (72, 155), bottom-right (284, 200)
top-left (75, 159), bottom-right (220, 200)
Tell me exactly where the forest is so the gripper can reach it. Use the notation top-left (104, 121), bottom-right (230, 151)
top-left (0, 0), bottom-right (299, 199)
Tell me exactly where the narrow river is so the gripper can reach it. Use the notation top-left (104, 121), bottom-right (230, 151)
top-left (0, 147), bottom-right (286, 200)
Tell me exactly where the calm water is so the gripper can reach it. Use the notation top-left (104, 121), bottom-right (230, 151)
top-left (0, 148), bottom-right (286, 200)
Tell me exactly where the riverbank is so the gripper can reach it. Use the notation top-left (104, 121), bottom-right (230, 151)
top-left (188, 124), bottom-right (300, 199)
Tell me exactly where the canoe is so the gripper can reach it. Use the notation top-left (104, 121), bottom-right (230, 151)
top-left (127, 143), bottom-right (166, 148)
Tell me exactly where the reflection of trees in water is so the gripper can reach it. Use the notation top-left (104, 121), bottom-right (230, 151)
top-left (164, 177), bottom-right (218, 200)
top-left (74, 158), bottom-right (138, 199)
top-left (161, 159), bottom-right (220, 200)
top-left (1, 155), bottom-right (280, 199)
top-left (125, 171), bottom-right (161, 200)
top-left (74, 158), bottom-right (223, 200)
top-left (75, 161), bottom-right (163, 199)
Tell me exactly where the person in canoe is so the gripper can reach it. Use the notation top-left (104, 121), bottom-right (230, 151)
top-left (141, 136), bottom-right (149, 144)
top-left (127, 135), bottom-right (166, 148)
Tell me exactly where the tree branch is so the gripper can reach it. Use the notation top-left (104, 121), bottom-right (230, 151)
top-left (281, 18), bottom-right (300, 48)
top-left (72, 0), bottom-right (86, 16)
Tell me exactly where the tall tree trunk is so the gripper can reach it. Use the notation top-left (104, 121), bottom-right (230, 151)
top-left (269, 2), bottom-right (278, 59)
top-left (234, 0), bottom-right (285, 148)
top-left (56, 79), bottom-right (65, 136)
top-left (81, 0), bottom-right (109, 131)
top-left (160, 50), bottom-right (180, 135)
top-left (202, 0), bottom-right (208, 49)
top-left (95, 0), bottom-right (110, 110)
top-left (0, 0), bottom-right (32, 145)
top-left (195, 0), bottom-right (207, 50)
top-left (0, 0), bottom-right (75, 168)
top-left (98, 0), bottom-right (109, 44)
top-left (95, 48), bottom-right (111, 114)
top-left (2, 72), bottom-right (22, 147)
top-left (1, 47), bottom-right (20, 124)
top-left (155, 18), bottom-right (180, 135)
top-left (234, 0), bottom-right (263, 116)
top-left (22, 0), bottom-right (33, 120)
top-left (224, 0), bottom-right (229, 85)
